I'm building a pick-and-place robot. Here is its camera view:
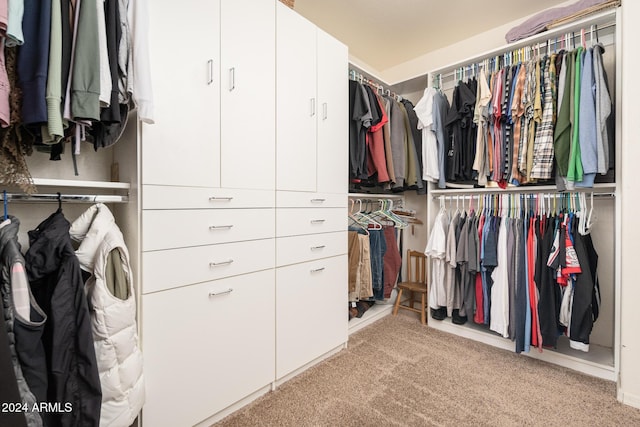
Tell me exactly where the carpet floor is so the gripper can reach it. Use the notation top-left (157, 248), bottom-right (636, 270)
top-left (215, 313), bottom-right (640, 427)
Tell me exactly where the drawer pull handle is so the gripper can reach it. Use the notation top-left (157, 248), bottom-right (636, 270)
top-left (310, 198), bottom-right (326, 203)
top-left (207, 59), bottom-right (214, 85)
top-left (310, 219), bottom-right (326, 224)
top-left (310, 267), bottom-right (325, 273)
top-left (311, 245), bottom-right (326, 250)
top-left (209, 260), bottom-right (234, 267)
top-left (209, 225), bottom-right (234, 230)
top-left (229, 67), bottom-right (236, 91)
top-left (209, 196), bottom-right (234, 201)
top-left (209, 288), bottom-right (233, 297)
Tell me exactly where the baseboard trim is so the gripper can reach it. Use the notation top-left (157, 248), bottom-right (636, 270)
top-left (195, 384), bottom-right (272, 427)
top-left (619, 390), bottom-right (640, 409)
top-left (348, 303), bottom-right (394, 335)
top-left (275, 344), bottom-right (346, 387)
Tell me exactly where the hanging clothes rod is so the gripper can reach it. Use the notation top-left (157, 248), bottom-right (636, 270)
top-left (1, 193), bottom-right (129, 203)
top-left (349, 70), bottom-right (402, 100)
top-left (432, 192), bottom-right (615, 201)
top-left (432, 21), bottom-right (616, 85)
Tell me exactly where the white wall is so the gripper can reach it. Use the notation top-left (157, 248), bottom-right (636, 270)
top-left (618, 1), bottom-right (640, 410)
top-left (380, 0), bottom-right (579, 85)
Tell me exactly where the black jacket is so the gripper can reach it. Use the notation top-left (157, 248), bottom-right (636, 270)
top-left (0, 217), bottom-right (36, 427)
top-left (25, 210), bottom-right (101, 427)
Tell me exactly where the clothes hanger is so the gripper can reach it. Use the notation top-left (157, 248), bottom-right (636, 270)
top-left (3, 190), bottom-right (7, 220)
top-left (351, 199), bottom-right (381, 230)
top-left (386, 199), bottom-right (408, 227)
top-left (56, 192), bottom-right (62, 213)
top-left (586, 192), bottom-right (595, 232)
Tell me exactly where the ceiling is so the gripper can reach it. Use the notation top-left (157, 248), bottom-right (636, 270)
top-left (294, 0), bottom-right (568, 73)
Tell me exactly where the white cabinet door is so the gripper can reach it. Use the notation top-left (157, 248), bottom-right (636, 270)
top-left (143, 0), bottom-right (220, 187)
top-left (316, 29), bottom-right (348, 194)
top-left (142, 270), bottom-right (275, 427)
top-left (220, 0), bottom-right (276, 190)
top-left (276, 3), bottom-right (317, 192)
top-left (276, 255), bottom-right (347, 379)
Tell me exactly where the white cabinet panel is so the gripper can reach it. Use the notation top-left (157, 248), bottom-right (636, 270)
top-left (143, 0), bottom-right (220, 187)
top-left (276, 191), bottom-right (347, 208)
top-left (276, 3), bottom-right (317, 191)
top-left (316, 29), bottom-right (348, 194)
top-left (276, 256), bottom-right (347, 378)
top-left (142, 185), bottom-right (274, 209)
top-left (221, 0), bottom-right (276, 190)
top-left (276, 232), bottom-right (347, 267)
top-left (142, 208), bottom-right (275, 251)
top-left (142, 270), bottom-right (275, 427)
top-left (143, 238), bottom-right (274, 293)
top-left (276, 207), bottom-right (346, 237)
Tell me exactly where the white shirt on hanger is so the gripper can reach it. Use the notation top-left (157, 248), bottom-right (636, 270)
top-left (426, 207), bottom-right (449, 309)
top-left (414, 87), bottom-right (440, 183)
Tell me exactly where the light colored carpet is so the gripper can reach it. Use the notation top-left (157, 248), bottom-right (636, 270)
top-left (215, 313), bottom-right (640, 427)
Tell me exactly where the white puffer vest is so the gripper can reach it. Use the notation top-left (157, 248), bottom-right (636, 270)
top-left (70, 204), bottom-right (145, 427)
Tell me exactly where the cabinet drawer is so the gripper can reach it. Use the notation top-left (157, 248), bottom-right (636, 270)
top-left (142, 208), bottom-right (274, 251)
top-left (276, 232), bottom-right (346, 267)
top-left (142, 239), bottom-right (274, 294)
top-left (276, 207), bottom-right (346, 237)
top-left (143, 185), bottom-right (275, 209)
top-left (276, 191), bottom-right (347, 208)
top-left (142, 270), bottom-right (275, 427)
top-left (276, 255), bottom-right (347, 378)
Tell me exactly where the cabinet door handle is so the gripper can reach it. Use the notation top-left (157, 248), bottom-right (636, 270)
top-left (209, 225), bottom-right (234, 230)
top-left (310, 219), bottom-right (326, 224)
top-left (207, 59), bottom-right (214, 85)
top-left (209, 288), bottom-right (233, 297)
top-left (310, 98), bottom-right (316, 116)
top-left (310, 245), bottom-right (326, 250)
top-left (310, 267), bottom-right (325, 273)
top-left (229, 67), bottom-right (236, 91)
top-left (310, 198), bottom-right (326, 203)
top-left (209, 196), bottom-right (234, 202)
top-left (209, 260), bottom-right (234, 267)
top-left (322, 102), bottom-right (328, 120)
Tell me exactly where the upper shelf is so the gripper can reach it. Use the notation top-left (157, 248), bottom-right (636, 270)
top-left (430, 183), bottom-right (617, 196)
top-left (31, 178), bottom-right (131, 190)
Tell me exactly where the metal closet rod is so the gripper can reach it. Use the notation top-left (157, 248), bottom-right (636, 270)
top-left (432, 192), bottom-right (615, 200)
top-left (1, 192), bottom-right (128, 203)
top-left (433, 21), bottom-right (616, 84)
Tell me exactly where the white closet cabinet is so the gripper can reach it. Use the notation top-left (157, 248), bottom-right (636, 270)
top-left (141, 270), bottom-right (275, 427)
top-left (137, 2), bottom-right (347, 424)
top-left (276, 255), bottom-right (347, 379)
top-left (144, 0), bottom-right (275, 190)
top-left (276, 3), bottom-right (317, 192)
top-left (140, 1), bottom-right (276, 426)
top-left (316, 30), bottom-right (349, 194)
top-left (274, 2), bottom-right (348, 381)
top-left (220, 0), bottom-right (276, 190)
top-left (143, 0), bottom-right (220, 187)
top-left (276, 3), bottom-right (348, 194)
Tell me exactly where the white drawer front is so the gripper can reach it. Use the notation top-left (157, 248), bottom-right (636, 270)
top-left (276, 207), bottom-right (346, 237)
top-left (142, 239), bottom-right (274, 294)
top-left (276, 255), bottom-right (347, 379)
top-left (143, 208), bottom-right (275, 251)
top-left (276, 191), bottom-right (347, 208)
top-left (143, 185), bottom-right (275, 209)
top-left (142, 270), bottom-right (275, 427)
top-left (276, 231), bottom-right (347, 267)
